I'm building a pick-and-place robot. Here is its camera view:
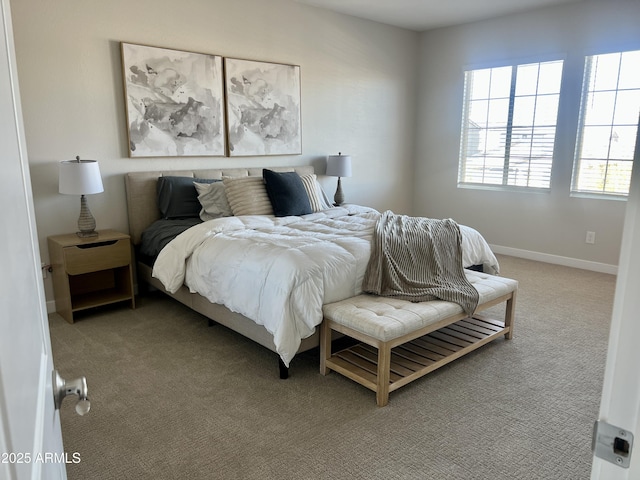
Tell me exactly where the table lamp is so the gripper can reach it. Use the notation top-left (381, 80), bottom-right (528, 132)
top-left (326, 152), bottom-right (352, 206)
top-left (59, 156), bottom-right (104, 237)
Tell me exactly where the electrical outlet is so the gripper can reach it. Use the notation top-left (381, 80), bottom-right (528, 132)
top-left (586, 231), bottom-right (596, 244)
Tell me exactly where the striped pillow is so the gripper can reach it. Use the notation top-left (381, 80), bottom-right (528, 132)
top-left (299, 174), bottom-right (332, 212)
top-left (222, 176), bottom-right (274, 216)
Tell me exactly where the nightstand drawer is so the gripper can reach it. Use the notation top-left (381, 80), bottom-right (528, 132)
top-left (64, 238), bottom-right (130, 275)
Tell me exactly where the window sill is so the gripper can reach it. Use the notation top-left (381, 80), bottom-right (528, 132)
top-left (570, 192), bottom-right (628, 201)
top-left (457, 183), bottom-right (550, 194)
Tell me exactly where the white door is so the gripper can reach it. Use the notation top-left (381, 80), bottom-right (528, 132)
top-left (591, 124), bottom-right (640, 478)
top-left (0, 0), bottom-right (66, 478)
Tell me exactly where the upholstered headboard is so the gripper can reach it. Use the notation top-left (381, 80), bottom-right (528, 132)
top-left (124, 166), bottom-right (315, 245)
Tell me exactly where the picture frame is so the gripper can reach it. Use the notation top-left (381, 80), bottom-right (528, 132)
top-left (120, 43), bottom-right (226, 157)
top-left (224, 58), bottom-right (301, 156)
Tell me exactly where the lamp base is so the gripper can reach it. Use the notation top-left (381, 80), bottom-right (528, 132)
top-left (76, 231), bottom-right (99, 238)
top-left (76, 195), bottom-right (98, 238)
top-left (333, 177), bottom-right (345, 206)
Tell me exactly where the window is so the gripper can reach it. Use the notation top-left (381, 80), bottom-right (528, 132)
top-left (458, 60), bottom-right (564, 190)
top-left (572, 50), bottom-right (640, 197)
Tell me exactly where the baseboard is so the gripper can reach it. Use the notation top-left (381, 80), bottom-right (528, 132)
top-left (46, 300), bottom-right (56, 314)
top-left (490, 245), bottom-right (618, 275)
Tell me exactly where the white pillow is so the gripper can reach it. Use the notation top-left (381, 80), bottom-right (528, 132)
top-left (194, 181), bottom-right (233, 221)
top-left (222, 176), bottom-right (274, 216)
top-left (299, 173), bottom-right (332, 212)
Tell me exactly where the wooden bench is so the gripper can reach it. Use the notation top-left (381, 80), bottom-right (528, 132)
top-left (320, 270), bottom-right (518, 406)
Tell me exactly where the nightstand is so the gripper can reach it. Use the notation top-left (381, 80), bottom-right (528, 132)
top-left (48, 230), bottom-right (135, 323)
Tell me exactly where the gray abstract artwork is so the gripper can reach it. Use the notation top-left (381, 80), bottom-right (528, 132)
top-left (225, 58), bottom-right (301, 156)
top-left (121, 43), bottom-right (225, 157)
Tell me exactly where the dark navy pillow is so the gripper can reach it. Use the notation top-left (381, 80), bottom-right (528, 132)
top-left (262, 169), bottom-right (312, 217)
top-left (156, 176), bottom-right (217, 219)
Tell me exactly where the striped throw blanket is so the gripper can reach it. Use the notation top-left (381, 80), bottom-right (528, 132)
top-left (362, 211), bottom-right (479, 316)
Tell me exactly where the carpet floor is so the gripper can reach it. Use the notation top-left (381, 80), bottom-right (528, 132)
top-left (49, 254), bottom-right (615, 479)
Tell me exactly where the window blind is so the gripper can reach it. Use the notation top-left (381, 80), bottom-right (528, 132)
top-left (572, 50), bottom-right (640, 197)
top-left (458, 60), bottom-right (563, 190)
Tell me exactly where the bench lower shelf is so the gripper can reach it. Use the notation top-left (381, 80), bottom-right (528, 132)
top-left (324, 315), bottom-right (508, 401)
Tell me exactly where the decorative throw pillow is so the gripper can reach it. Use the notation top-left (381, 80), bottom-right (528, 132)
top-left (263, 169), bottom-right (313, 217)
top-left (222, 176), bottom-right (274, 216)
top-left (194, 181), bottom-right (233, 221)
top-left (299, 173), bottom-right (333, 212)
top-left (156, 176), bottom-right (216, 219)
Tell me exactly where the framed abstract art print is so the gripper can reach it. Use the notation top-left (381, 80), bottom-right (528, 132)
top-left (224, 58), bottom-right (301, 156)
top-left (121, 43), bottom-right (226, 157)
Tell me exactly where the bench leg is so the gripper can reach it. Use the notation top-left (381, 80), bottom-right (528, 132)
top-left (376, 343), bottom-right (391, 407)
top-left (504, 290), bottom-right (517, 340)
top-left (320, 318), bottom-right (332, 375)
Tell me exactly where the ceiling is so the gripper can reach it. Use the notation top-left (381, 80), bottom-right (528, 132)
top-left (294, 0), bottom-right (585, 31)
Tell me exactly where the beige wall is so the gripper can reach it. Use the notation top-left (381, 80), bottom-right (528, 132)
top-left (415, 0), bottom-right (640, 270)
top-left (14, 0), bottom-right (636, 308)
top-left (10, 0), bottom-right (419, 302)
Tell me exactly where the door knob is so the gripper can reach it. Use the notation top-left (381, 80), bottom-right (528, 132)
top-left (53, 370), bottom-right (91, 415)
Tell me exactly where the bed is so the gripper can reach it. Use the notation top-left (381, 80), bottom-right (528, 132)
top-left (124, 166), bottom-right (499, 378)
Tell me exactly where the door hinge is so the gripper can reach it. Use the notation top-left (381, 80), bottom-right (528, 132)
top-left (593, 420), bottom-right (634, 468)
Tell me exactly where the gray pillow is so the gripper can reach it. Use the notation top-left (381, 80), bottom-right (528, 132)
top-left (194, 181), bottom-right (233, 221)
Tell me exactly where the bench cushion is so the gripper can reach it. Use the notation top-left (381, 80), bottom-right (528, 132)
top-left (322, 270), bottom-right (517, 342)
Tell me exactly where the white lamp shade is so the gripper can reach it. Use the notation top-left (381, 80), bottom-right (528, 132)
top-left (326, 154), bottom-right (352, 178)
top-left (59, 159), bottom-right (104, 195)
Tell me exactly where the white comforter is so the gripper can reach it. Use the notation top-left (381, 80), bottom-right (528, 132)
top-left (152, 205), bottom-right (499, 366)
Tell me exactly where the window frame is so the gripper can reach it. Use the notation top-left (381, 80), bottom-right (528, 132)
top-left (457, 58), bottom-right (565, 193)
top-left (570, 49), bottom-right (640, 199)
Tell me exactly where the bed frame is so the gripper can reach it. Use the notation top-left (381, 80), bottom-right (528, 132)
top-left (124, 166), bottom-right (324, 379)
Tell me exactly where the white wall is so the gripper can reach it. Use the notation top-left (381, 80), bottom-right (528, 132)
top-left (415, 0), bottom-right (640, 270)
top-left (10, 0), bottom-right (419, 303)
